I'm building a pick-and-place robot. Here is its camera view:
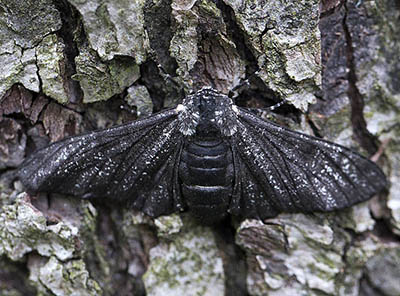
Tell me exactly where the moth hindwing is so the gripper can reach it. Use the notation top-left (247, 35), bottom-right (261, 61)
top-left (18, 88), bottom-right (387, 223)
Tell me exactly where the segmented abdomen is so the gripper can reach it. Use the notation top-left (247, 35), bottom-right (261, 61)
top-left (179, 138), bottom-right (234, 223)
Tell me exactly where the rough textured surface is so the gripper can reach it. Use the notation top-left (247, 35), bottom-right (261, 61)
top-left (336, 203), bottom-right (375, 233)
top-left (125, 84), bottom-right (153, 117)
top-left (0, 43), bottom-right (39, 100)
top-left (170, 0), bottom-right (246, 93)
top-left (348, 1), bottom-right (400, 117)
top-left (0, 0), bottom-right (61, 99)
top-left (144, 217), bottom-right (225, 296)
top-left (365, 247), bottom-right (400, 295)
top-left (0, 0), bottom-right (61, 48)
top-left (318, 5), bottom-right (349, 116)
top-left (339, 235), bottom-right (382, 296)
top-left (234, 1), bottom-right (399, 293)
top-left (343, 1), bottom-right (400, 235)
top-left (0, 0), bottom-right (398, 295)
top-left (170, 2), bottom-right (199, 89)
top-left (28, 256), bottom-right (101, 296)
top-left (0, 194), bottom-right (78, 261)
top-left (73, 46), bottom-right (140, 103)
top-left (236, 214), bottom-right (385, 296)
top-left (0, 85), bottom-right (47, 124)
top-left (0, 192), bottom-right (103, 295)
top-left (236, 215), bottom-right (341, 295)
top-left (36, 35), bottom-right (69, 104)
top-left (0, 118), bottom-right (26, 169)
top-left (41, 102), bottom-right (83, 142)
top-left (153, 214), bottom-right (183, 238)
top-left (225, 0), bottom-right (321, 111)
top-left (66, 0), bottom-right (149, 62)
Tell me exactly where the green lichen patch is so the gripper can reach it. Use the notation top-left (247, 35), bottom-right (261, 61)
top-left (226, 0), bottom-right (321, 111)
top-left (154, 214), bottom-right (184, 239)
top-left (0, 41), bottom-right (39, 99)
top-left (285, 91), bottom-right (316, 112)
top-left (36, 34), bottom-right (69, 104)
top-left (143, 218), bottom-right (225, 296)
top-left (0, 0), bottom-right (62, 99)
top-left (308, 105), bottom-right (355, 148)
top-left (170, 0), bottom-right (246, 92)
top-left (341, 1), bottom-right (400, 236)
top-left (0, 0), bottom-right (61, 48)
top-left (170, 7), bottom-right (198, 89)
top-left (0, 194), bottom-right (78, 261)
top-left (347, 1), bottom-right (400, 134)
top-left (125, 85), bottom-right (153, 118)
top-left (335, 203), bottom-right (375, 233)
top-left (237, 214), bottom-right (348, 295)
top-left (237, 210), bottom-right (390, 296)
top-left (29, 256), bottom-right (101, 296)
top-left (73, 47), bottom-right (140, 103)
top-left (338, 236), bottom-right (382, 295)
top-left (66, 0), bottom-right (149, 63)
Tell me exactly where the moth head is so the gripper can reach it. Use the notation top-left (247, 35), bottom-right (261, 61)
top-left (176, 87), bottom-right (238, 137)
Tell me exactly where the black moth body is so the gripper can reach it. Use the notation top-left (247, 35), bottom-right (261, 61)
top-left (18, 88), bottom-right (387, 224)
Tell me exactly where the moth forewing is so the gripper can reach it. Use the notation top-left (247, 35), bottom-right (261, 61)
top-left (18, 88), bottom-right (387, 223)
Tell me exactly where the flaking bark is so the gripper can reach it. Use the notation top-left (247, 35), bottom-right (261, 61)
top-left (0, 0), bottom-right (399, 295)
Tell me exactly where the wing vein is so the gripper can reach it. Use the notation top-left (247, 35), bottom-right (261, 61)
top-left (255, 125), bottom-right (353, 207)
top-left (110, 120), bottom-right (179, 195)
top-left (236, 122), bottom-right (293, 210)
top-left (242, 122), bottom-right (330, 211)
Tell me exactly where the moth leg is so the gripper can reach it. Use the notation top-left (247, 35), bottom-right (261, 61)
top-left (229, 79), bottom-right (250, 96)
top-left (237, 98), bottom-right (289, 116)
top-left (229, 70), bottom-right (265, 96)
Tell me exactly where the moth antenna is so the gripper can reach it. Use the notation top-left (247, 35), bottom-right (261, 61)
top-left (240, 93), bottom-right (289, 115)
top-left (265, 100), bottom-right (287, 112)
top-left (242, 99), bottom-right (288, 117)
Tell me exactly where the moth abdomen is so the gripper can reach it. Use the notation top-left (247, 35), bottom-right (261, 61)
top-left (17, 88), bottom-right (388, 222)
top-left (179, 138), bottom-right (234, 222)
top-left (182, 185), bottom-right (231, 203)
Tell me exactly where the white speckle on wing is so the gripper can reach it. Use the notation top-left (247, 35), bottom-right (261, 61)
top-left (232, 105), bottom-right (239, 114)
top-left (176, 104), bottom-right (186, 112)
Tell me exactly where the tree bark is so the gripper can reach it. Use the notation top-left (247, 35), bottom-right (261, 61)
top-left (0, 0), bottom-right (399, 295)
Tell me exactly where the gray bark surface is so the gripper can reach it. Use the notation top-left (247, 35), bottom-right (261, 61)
top-left (0, 0), bottom-right (399, 295)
